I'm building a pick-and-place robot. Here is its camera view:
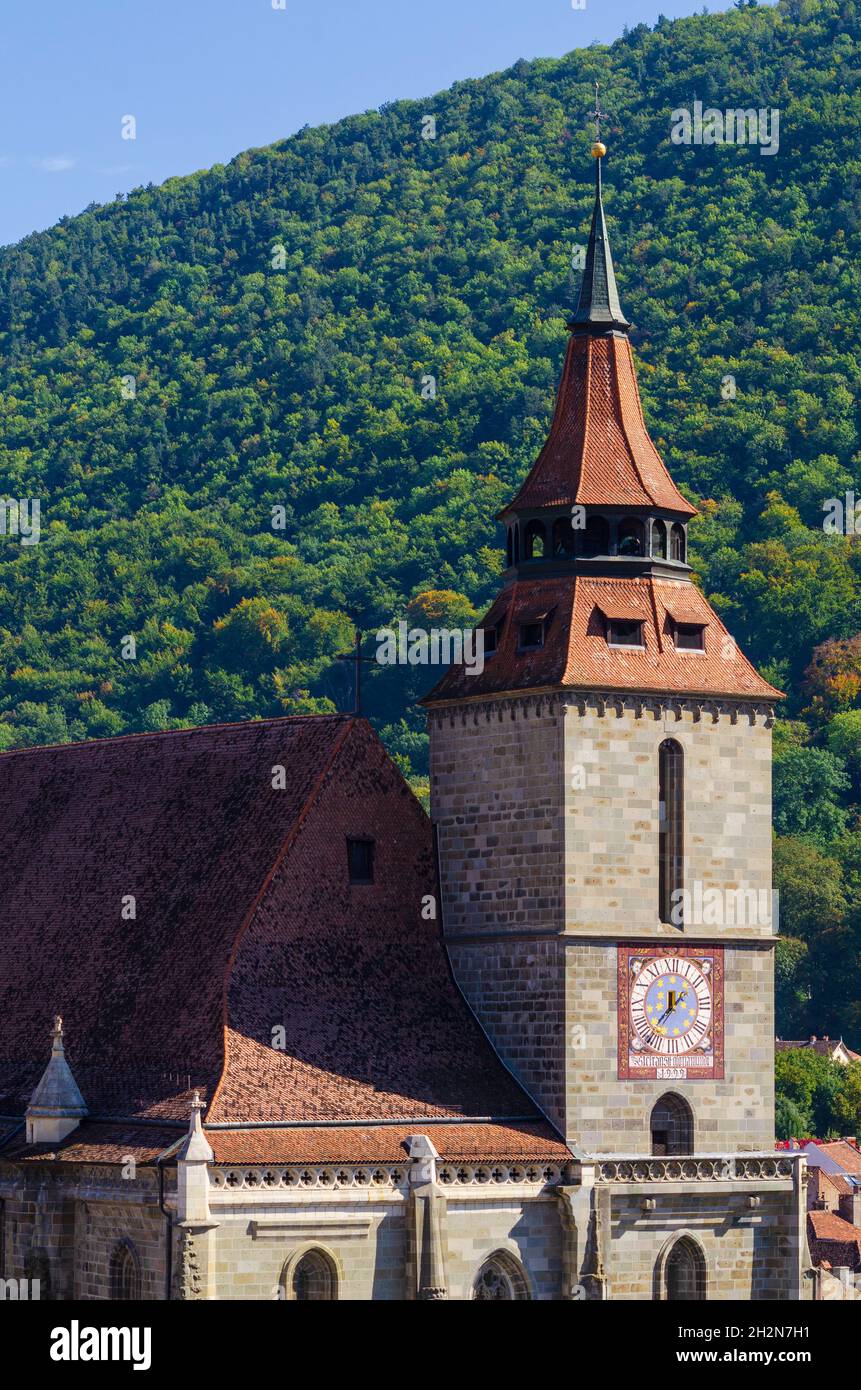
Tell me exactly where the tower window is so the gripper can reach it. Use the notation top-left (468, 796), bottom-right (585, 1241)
top-left (582, 514), bottom-right (610, 558)
top-left (650, 1093), bottom-right (693, 1156)
top-left (347, 838), bottom-right (374, 884)
top-left (674, 623), bottom-right (704, 651)
top-left (483, 624), bottom-right (498, 657)
top-left (670, 523), bottom-right (686, 563)
top-left (658, 739), bottom-right (684, 925)
top-left (617, 518), bottom-right (645, 557)
top-left (524, 520), bottom-right (546, 561)
top-left (552, 517), bottom-right (576, 558)
top-left (607, 619), bottom-right (644, 648)
top-left (518, 621), bottom-right (544, 651)
top-left (651, 519), bottom-right (668, 560)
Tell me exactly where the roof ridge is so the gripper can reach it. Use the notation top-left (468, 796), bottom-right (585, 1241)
top-left (0, 712), bottom-right (354, 762)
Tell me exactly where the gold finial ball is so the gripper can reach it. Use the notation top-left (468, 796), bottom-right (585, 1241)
top-left (591, 140), bottom-right (607, 158)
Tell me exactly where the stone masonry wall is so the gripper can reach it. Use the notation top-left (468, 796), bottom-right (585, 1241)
top-left (562, 700), bottom-right (773, 939)
top-left (565, 940), bottom-right (775, 1153)
top-left (608, 1189), bottom-right (800, 1300)
top-left (429, 695), bottom-right (776, 1152)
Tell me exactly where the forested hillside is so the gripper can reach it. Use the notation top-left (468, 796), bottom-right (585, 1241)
top-left (0, 0), bottom-right (860, 1042)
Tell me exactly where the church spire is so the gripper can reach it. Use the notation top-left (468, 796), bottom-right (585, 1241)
top-left (568, 86), bottom-right (629, 332)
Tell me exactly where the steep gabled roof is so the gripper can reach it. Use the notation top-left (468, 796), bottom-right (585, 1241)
top-left (0, 715), bottom-right (565, 1162)
top-left (0, 715), bottom-right (355, 1120)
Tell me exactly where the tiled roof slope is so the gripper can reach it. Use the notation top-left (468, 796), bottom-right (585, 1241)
top-left (815, 1140), bottom-right (861, 1178)
top-left (501, 334), bottom-right (696, 517)
top-left (1, 1122), bottom-right (183, 1164)
top-left (206, 1121), bottom-right (570, 1165)
top-left (0, 715), bottom-right (562, 1160)
top-left (423, 575), bottom-right (782, 704)
top-left (808, 1210), bottom-right (861, 1270)
top-left (0, 716), bottom-right (353, 1119)
top-left (210, 718), bottom-right (535, 1124)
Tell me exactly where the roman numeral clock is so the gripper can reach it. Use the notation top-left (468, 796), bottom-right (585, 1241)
top-left (617, 947), bottom-right (725, 1082)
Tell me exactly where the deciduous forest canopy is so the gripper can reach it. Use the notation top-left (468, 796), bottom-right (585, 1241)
top-left (0, 0), bottom-right (860, 1063)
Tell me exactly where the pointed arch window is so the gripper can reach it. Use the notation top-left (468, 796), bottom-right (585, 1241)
top-left (288, 1249), bottom-right (337, 1301)
top-left (663, 1236), bottom-right (706, 1301)
top-left (110, 1240), bottom-right (141, 1300)
top-left (658, 738), bottom-right (684, 925)
top-left (650, 1093), bottom-right (693, 1156)
top-left (471, 1252), bottom-right (530, 1301)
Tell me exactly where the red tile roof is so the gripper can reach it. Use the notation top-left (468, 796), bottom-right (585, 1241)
top-left (814, 1141), bottom-right (861, 1178)
top-left (0, 715), bottom-right (561, 1160)
top-left (501, 333), bottom-right (695, 518)
top-left (808, 1209), bottom-right (861, 1269)
top-left (206, 1121), bottom-right (570, 1165)
top-left (424, 574), bottom-right (781, 704)
top-left (1, 1122), bottom-right (183, 1164)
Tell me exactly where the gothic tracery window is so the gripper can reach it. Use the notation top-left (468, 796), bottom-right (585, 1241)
top-left (664, 1236), bottom-right (706, 1300)
top-left (471, 1252), bottom-right (529, 1300)
top-left (289, 1249), bottom-right (336, 1301)
top-left (110, 1240), bottom-right (141, 1300)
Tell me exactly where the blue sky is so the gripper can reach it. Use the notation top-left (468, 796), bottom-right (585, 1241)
top-left (0, 0), bottom-right (745, 247)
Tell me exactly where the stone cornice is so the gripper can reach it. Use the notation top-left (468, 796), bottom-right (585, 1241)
top-left (426, 689), bottom-right (775, 729)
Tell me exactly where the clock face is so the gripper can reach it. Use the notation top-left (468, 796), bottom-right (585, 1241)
top-left (630, 956), bottom-right (712, 1056)
top-left (618, 946), bottom-right (724, 1081)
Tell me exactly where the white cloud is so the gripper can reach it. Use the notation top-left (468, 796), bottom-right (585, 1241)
top-left (33, 156), bottom-right (77, 173)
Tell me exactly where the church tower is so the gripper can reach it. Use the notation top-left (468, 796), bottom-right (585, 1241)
top-left (422, 138), bottom-right (783, 1164)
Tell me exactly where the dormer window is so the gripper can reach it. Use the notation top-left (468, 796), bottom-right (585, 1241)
top-left (518, 621), bottom-right (544, 651)
top-left (607, 619), bottom-right (644, 649)
top-left (484, 624), bottom-right (499, 657)
top-left (674, 623), bottom-right (705, 652)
